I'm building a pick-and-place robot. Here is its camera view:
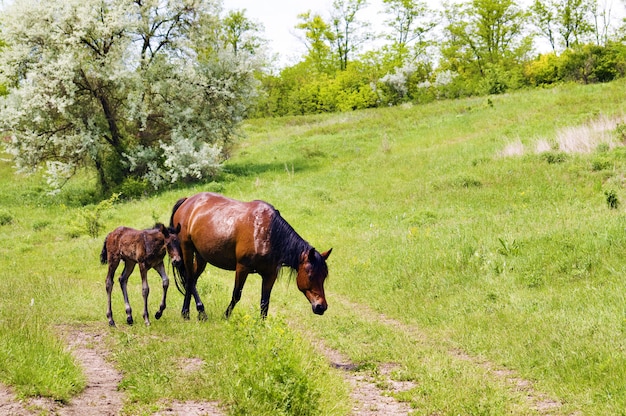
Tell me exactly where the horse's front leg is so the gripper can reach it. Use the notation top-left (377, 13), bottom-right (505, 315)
top-left (224, 265), bottom-right (249, 319)
top-left (119, 261), bottom-right (136, 325)
top-left (105, 259), bottom-right (119, 326)
top-left (153, 262), bottom-right (169, 320)
top-left (139, 264), bottom-right (151, 326)
top-left (260, 272), bottom-right (278, 319)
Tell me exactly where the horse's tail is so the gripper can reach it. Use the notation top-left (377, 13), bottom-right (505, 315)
top-left (169, 197), bottom-right (187, 229)
top-left (172, 260), bottom-right (187, 295)
top-left (100, 237), bottom-right (108, 265)
top-left (170, 197), bottom-right (188, 295)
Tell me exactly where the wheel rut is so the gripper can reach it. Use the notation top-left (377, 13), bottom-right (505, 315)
top-left (328, 295), bottom-right (563, 414)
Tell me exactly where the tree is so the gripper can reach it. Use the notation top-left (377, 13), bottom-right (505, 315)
top-left (221, 10), bottom-right (265, 57)
top-left (531, 0), bottom-right (594, 51)
top-left (0, 0), bottom-right (258, 194)
top-left (382, 0), bottom-right (436, 49)
top-left (295, 11), bottom-right (336, 73)
top-left (441, 0), bottom-right (532, 94)
top-left (330, 0), bottom-right (371, 70)
top-left (556, 0), bottom-right (593, 48)
top-left (531, 0), bottom-right (558, 51)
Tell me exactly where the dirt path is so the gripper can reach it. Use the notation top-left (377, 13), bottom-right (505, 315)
top-left (0, 326), bottom-right (223, 416)
top-left (2, 302), bottom-right (562, 416)
top-left (332, 295), bottom-right (562, 414)
top-left (316, 340), bottom-right (416, 415)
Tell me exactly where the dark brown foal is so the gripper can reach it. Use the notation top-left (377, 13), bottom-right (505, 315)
top-left (100, 223), bottom-right (181, 326)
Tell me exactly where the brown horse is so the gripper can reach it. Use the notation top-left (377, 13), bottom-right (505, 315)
top-left (100, 223), bottom-right (182, 326)
top-left (169, 192), bottom-right (332, 320)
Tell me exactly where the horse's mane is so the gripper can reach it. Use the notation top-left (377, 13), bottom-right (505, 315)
top-left (269, 209), bottom-right (313, 273)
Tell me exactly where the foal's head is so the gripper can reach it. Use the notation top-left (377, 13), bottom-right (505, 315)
top-left (156, 223), bottom-right (182, 267)
top-left (296, 248), bottom-right (332, 315)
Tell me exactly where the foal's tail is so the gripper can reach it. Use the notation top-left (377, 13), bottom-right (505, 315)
top-left (100, 237), bottom-right (108, 265)
top-left (170, 197), bottom-right (188, 295)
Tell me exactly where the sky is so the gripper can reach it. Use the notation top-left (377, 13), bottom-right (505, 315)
top-left (225, 0), bottom-right (626, 68)
top-left (225, 0), bottom-right (388, 67)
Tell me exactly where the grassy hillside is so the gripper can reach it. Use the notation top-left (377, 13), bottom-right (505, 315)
top-left (2, 79), bottom-right (626, 414)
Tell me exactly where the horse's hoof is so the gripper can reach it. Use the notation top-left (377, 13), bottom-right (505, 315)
top-left (198, 311), bottom-right (208, 321)
top-left (109, 320), bottom-right (116, 327)
top-left (127, 317), bottom-right (134, 325)
top-left (182, 311), bottom-right (190, 320)
top-left (155, 311), bottom-right (162, 320)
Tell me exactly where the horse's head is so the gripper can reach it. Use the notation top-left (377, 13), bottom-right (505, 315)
top-left (159, 223), bottom-right (182, 268)
top-left (297, 247), bottom-right (332, 315)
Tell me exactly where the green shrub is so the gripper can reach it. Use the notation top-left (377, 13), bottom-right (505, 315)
top-left (117, 177), bottom-right (149, 200)
top-left (605, 189), bottom-right (620, 209)
top-left (68, 193), bottom-right (120, 238)
top-left (0, 210), bottom-right (13, 226)
top-left (524, 52), bottom-right (560, 86)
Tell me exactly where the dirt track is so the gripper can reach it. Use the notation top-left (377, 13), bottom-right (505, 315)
top-left (0, 303), bottom-right (562, 415)
top-left (0, 324), bottom-right (419, 415)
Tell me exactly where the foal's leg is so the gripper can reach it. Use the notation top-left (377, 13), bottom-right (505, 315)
top-left (139, 264), bottom-right (151, 326)
top-left (224, 264), bottom-right (249, 319)
top-left (153, 262), bottom-right (169, 320)
top-left (105, 259), bottom-right (120, 326)
top-left (119, 261), bottom-right (136, 325)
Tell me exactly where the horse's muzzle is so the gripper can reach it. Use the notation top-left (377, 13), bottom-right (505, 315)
top-left (312, 303), bottom-right (327, 315)
top-left (172, 259), bottom-right (182, 268)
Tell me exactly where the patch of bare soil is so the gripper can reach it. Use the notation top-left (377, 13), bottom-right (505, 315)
top-left (151, 400), bottom-right (223, 416)
top-left (335, 296), bottom-right (563, 414)
top-left (0, 326), bottom-right (224, 416)
top-left (58, 328), bottom-right (124, 415)
top-left (322, 342), bottom-right (415, 415)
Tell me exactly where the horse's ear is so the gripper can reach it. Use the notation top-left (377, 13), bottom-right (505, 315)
top-left (307, 248), bottom-right (316, 262)
top-left (321, 248), bottom-right (332, 260)
top-left (157, 223), bottom-right (168, 236)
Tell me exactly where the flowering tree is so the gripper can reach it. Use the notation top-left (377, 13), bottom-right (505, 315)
top-left (0, 0), bottom-right (259, 193)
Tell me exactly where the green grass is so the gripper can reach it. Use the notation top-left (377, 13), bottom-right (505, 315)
top-left (2, 80), bottom-right (626, 414)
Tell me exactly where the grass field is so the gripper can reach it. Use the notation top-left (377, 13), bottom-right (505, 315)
top-left (2, 79), bottom-right (626, 415)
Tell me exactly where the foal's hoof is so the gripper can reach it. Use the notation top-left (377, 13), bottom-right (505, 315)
top-left (155, 310), bottom-right (162, 320)
top-left (198, 311), bottom-right (208, 321)
top-left (108, 320), bottom-right (116, 327)
top-left (182, 310), bottom-right (190, 320)
top-left (127, 317), bottom-right (134, 325)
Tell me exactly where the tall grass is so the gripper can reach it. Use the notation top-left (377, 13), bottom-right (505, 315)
top-left (2, 80), bottom-right (626, 414)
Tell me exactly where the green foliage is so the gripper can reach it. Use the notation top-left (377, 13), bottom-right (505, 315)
top-left (524, 52), bottom-right (561, 85)
top-left (604, 189), bottom-right (619, 209)
top-left (116, 177), bottom-right (149, 200)
top-left (69, 193), bottom-right (120, 238)
top-left (526, 43), bottom-right (626, 87)
top-left (0, 0), bottom-right (257, 193)
top-left (6, 80), bottom-right (626, 414)
top-left (254, 62), bottom-right (378, 116)
top-left (0, 209), bottom-right (13, 226)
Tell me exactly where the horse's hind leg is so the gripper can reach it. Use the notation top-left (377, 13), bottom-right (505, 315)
top-left (193, 257), bottom-right (208, 321)
top-left (139, 264), bottom-right (151, 326)
top-left (154, 262), bottom-right (168, 320)
top-left (119, 261), bottom-right (136, 325)
top-left (106, 260), bottom-right (119, 326)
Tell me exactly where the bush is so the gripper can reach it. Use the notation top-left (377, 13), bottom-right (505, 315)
top-left (605, 189), bottom-right (620, 209)
top-left (0, 210), bottom-right (13, 226)
top-left (524, 53), bottom-right (560, 86)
